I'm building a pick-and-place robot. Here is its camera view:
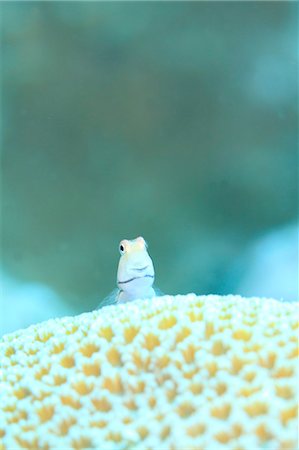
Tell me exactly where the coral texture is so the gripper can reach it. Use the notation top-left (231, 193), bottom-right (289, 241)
top-left (0, 294), bottom-right (298, 449)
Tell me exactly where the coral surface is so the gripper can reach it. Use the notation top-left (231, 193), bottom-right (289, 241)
top-left (0, 294), bottom-right (298, 449)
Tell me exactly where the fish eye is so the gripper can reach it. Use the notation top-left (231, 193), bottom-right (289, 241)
top-left (119, 239), bottom-right (129, 254)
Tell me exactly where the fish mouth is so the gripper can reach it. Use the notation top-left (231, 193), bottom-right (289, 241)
top-left (132, 265), bottom-right (149, 272)
top-left (118, 274), bottom-right (154, 285)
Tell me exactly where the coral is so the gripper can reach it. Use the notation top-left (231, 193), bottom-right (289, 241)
top-left (0, 294), bottom-right (298, 449)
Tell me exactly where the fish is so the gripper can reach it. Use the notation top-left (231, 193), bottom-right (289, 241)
top-left (98, 236), bottom-right (158, 308)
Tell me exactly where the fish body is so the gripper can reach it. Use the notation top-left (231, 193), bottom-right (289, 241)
top-left (117, 236), bottom-right (155, 303)
top-left (98, 236), bottom-right (156, 308)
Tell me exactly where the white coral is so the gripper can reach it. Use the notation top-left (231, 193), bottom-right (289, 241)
top-left (0, 294), bottom-right (298, 449)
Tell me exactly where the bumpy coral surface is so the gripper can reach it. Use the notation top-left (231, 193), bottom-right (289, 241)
top-left (0, 294), bottom-right (298, 449)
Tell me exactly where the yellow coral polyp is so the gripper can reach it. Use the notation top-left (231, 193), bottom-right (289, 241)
top-left (0, 294), bottom-right (298, 449)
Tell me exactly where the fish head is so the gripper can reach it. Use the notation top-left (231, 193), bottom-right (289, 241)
top-left (117, 236), bottom-right (155, 293)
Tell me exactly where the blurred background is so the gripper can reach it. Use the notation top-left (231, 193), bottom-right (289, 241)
top-left (1, 2), bottom-right (298, 336)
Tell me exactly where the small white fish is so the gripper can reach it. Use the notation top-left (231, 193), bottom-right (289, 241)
top-left (99, 236), bottom-right (157, 308)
